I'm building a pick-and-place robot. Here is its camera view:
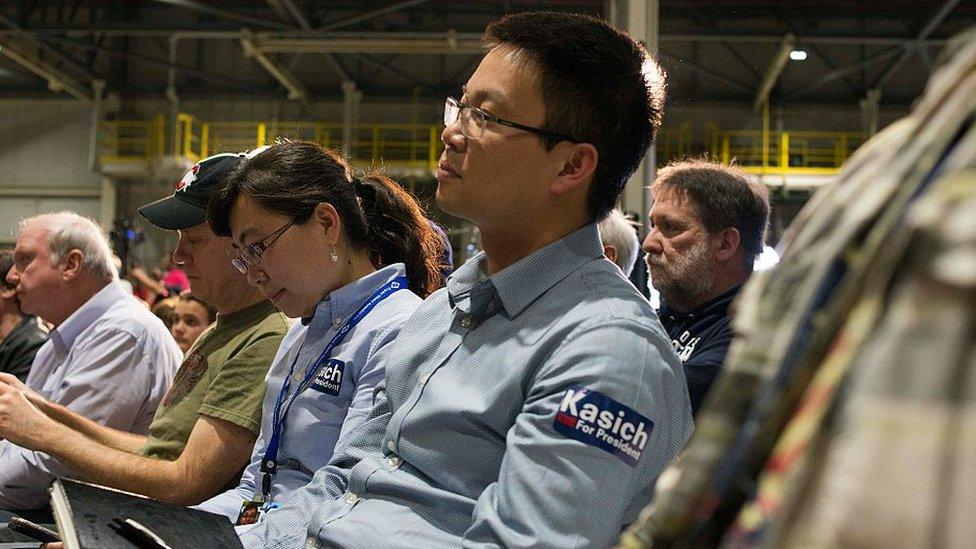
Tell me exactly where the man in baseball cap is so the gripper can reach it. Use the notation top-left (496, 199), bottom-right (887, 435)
top-left (139, 153), bottom-right (246, 230)
top-left (0, 153), bottom-right (289, 508)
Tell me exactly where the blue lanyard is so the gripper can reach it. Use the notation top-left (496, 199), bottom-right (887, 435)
top-left (258, 276), bottom-right (408, 501)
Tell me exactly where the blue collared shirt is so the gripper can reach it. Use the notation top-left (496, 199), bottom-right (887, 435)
top-left (197, 264), bottom-right (421, 520)
top-left (0, 280), bottom-right (182, 510)
top-left (240, 224), bottom-right (693, 548)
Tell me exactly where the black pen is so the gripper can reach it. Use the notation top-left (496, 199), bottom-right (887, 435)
top-left (110, 517), bottom-right (174, 549)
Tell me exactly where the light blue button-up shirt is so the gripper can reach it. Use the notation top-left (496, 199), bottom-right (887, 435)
top-left (198, 264), bottom-right (421, 521)
top-left (0, 280), bottom-right (181, 510)
top-left (240, 224), bottom-right (693, 548)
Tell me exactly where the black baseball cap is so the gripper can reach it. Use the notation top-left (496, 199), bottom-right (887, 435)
top-left (138, 152), bottom-right (244, 230)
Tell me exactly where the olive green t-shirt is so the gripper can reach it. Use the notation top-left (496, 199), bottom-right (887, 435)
top-left (140, 300), bottom-right (289, 461)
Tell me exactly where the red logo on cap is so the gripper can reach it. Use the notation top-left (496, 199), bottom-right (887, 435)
top-left (176, 164), bottom-right (200, 192)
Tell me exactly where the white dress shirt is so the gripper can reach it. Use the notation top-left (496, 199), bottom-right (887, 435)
top-left (0, 280), bottom-right (181, 510)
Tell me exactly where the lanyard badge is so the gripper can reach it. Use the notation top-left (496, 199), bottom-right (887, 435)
top-left (257, 276), bottom-right (408, 504)
top-left (236, 498), bottom-right (279, 526)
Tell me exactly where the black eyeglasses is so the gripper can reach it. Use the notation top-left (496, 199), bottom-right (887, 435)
top-left (229, 220), bottom-right (294, 274)
top-left (443, 97), bottom-right (576, 143)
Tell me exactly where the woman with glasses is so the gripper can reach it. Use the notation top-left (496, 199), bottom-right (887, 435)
top-left (196, 140), bottom-right (444, 524)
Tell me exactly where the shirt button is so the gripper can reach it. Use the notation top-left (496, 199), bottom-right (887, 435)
top-left (332, 317), bottom-right (343, 328)
top-left (419, 373), bottom-right (430, 385)
top-left (387, 455), bottom-right (400, 468)
top-left (387, 439), bottom-right (396, 452)
top-left (344, 491), bottom-right (359, 504)
top-left (460, 316), bottom-right (472, 328)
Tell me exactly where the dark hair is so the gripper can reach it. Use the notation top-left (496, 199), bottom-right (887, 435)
top-left (652, 159), bottom-right (770, 268)
top-left (180, 292), bottom-right (217, 324)
top-left (0, 250), bottom-right (13, 291)
top-left (208, 141), bottom-right (444, 298)
top-left (483, 12), bottom-right (666, 222)
top-left (151, 296), bottom-right (178, 330)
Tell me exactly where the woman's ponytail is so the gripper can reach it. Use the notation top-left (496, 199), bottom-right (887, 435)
top-left (356, 173), bottom-right (445, 298)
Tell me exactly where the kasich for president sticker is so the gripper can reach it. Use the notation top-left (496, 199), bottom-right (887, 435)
top-left (553, 385), bottom-right (653, 467)
top-left (309, 359), bottom-right (345, 396)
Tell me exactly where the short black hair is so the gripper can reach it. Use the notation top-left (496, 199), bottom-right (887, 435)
top-left (652, 159), bottom-right (770, 267)
top-left (484, 12), bottom-right (666, 222)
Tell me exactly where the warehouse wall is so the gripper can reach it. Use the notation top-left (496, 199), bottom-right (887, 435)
top-left (0, 99), bottom-right (104, 246)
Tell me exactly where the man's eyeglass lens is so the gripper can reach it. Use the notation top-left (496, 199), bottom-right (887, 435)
top-left (444, 98), bottom-right (484, 139)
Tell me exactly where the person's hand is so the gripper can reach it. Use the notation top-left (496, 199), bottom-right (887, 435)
top-left (0, 381), bottom-right (56, 450)
top-left (0, 372), bottom-right (49, 410)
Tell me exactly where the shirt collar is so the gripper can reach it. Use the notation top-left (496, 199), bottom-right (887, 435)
top-left (215, 299), bottom-right (278, 330)
top-left (51, 280), bottom-right (128, 352)
top-left (306, 263), bottom-right (408, 334)
top-left (659, 283), bottom-right (742, 320)
top-left (447, 223), bottom-right (604, 320)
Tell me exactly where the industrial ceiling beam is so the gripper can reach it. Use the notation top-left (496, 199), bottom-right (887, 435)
top-left (0, 37), bottom-right (90, 100)
top-left (872, 0), bottom-right (961, 90)
top-left (787, 46), bottom-right (902, 101)
top-left (753, 34), bottom-right (794, 109)
top-left (241, 29), bottom-right (309, 101)
top-left (265, 0), bottom-right (310, 29)
top-left (251, 31), bottom-right (481, 55)
top-left (0, 27), bottom-right (953, 49)
top-left (148, 0), bottom-right (293, 31)
top-left (319, 0), bottom-right (433, 31)
top-left (658, 51), bottom-right (753, 93)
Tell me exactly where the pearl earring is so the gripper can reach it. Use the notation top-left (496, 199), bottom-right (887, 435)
top-left (330, 247), bottom-right (338, 264)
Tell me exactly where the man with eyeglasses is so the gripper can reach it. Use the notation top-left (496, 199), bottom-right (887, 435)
top-left (0, 153), bottom-right (289, 512)
top-left (240, 12), bottom-right (692, 549)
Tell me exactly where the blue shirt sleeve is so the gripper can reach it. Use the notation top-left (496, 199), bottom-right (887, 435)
top-left (462, 318), bottom-right (693, 548)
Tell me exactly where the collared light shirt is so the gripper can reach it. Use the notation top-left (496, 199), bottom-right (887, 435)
top-left (198, 264), bottom-right (421, 520)
top-left (0, 280), bottom-right (181, 510)
top-left (240, 224), bottom-right (693, 549)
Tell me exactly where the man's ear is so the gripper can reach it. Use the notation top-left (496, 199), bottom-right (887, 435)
top-left (714, 227), bottom-right (741, 263)
top-left (551, 143), bottom-right (598, 196)
top-left (603, 244), bottom-right (618, 265)
top-left (60, 249), bottom-right (85, 281)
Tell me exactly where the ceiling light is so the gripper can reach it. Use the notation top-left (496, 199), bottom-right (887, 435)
top-left (789, 50), bottom-right (808, 61)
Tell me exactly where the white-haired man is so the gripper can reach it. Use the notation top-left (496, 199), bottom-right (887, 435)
top-left (0, 212), bottom-right (181, 511)
top-left (598, 208), bottom-right (641, 277)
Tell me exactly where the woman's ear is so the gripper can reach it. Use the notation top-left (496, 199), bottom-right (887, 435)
top-left (312, 202), bottom-right (342, 241)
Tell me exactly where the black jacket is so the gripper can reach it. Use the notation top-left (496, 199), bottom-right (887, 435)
top-left (0, 315), bottom-right (48, 381)
top-left (659, 285), bottom-right (741, 416)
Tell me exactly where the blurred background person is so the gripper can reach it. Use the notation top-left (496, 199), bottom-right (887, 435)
top-left (642, 160), bottom-right (769, 415)
top-left (0, 250), bottom-right (48, 382)
top-left (598, 208), bottom-right (641, 278)
top-left (171, 293), bottom-right (217, 354)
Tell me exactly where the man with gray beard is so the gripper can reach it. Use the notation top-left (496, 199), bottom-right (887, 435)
top-left (642, 160), bottom-right (769, 415)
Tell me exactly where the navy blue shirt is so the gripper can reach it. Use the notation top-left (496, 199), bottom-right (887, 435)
top-left (659, 284), bottom-right (741, 416)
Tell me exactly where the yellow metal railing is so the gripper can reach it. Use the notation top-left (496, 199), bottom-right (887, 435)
top-left (656, 123), bottom-right (692, 166)
top-left (203, 118), bottom-right (442, 171)
top-left (98, 113), bottom-right (865, 177)
top-left (717, 130), bottom-right (867, 175)
top-left (97, 114), bottom-right (165, 165)
top-left (176, 113), bottom-right (209, 163)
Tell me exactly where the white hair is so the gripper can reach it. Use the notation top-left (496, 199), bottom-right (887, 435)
top-left (598, 208), bottom-right (641, 277)
top-left (19, 212), bottom-right (118, 282)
